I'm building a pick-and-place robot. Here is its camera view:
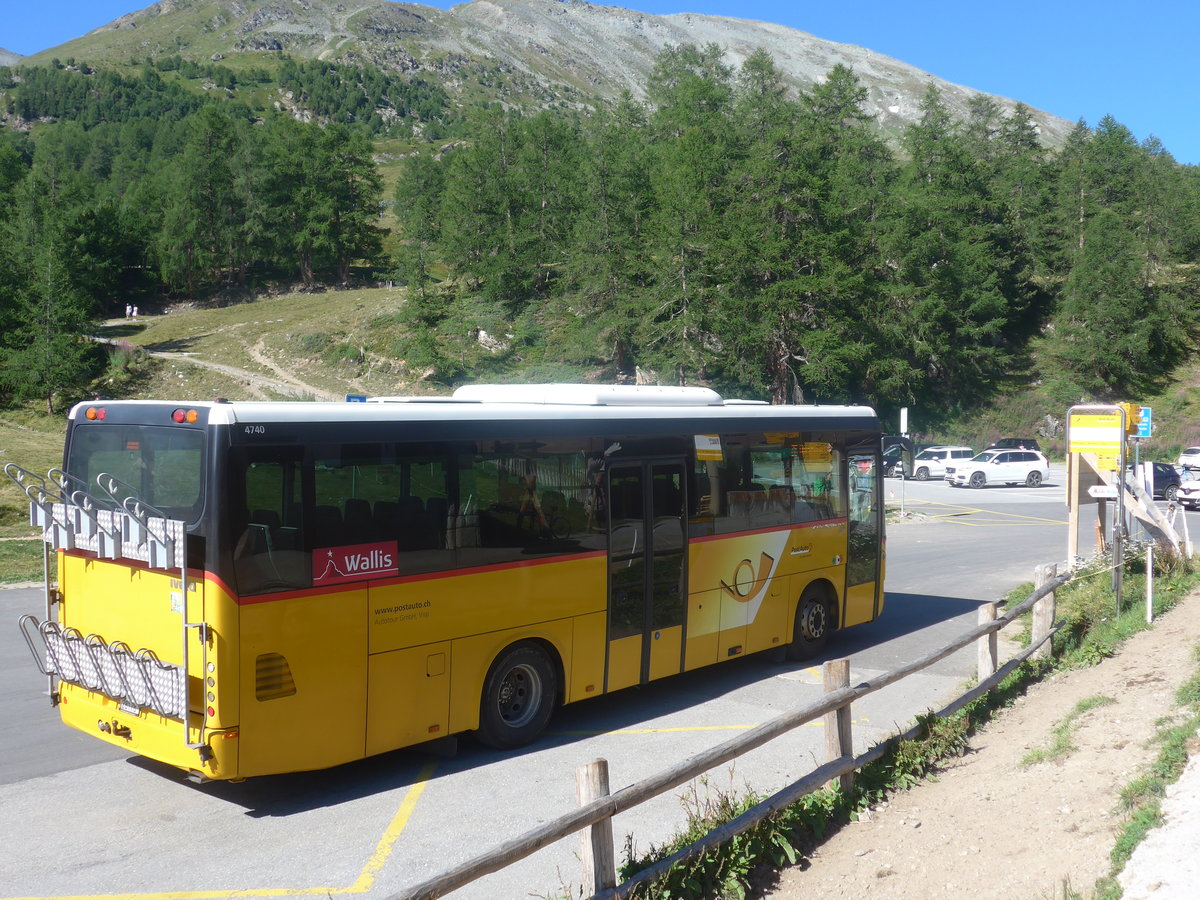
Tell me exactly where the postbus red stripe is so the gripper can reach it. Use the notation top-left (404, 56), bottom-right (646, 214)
top-left (230, 549), bottom-right (609, 605)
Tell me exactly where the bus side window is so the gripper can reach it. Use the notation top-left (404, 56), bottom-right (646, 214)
top-left (457, 444), bottom-right (593, 568)
top-left (234, 457), bottom-right (309, 595)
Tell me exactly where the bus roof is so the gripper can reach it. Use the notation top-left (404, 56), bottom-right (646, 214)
top-left (70, 388), bottom-right (878, 429)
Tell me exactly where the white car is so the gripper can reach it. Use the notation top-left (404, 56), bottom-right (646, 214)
top-left (945, 449), bottom-right (1050, 488)
top-left (1178, 472), bottom-right (1200, 509)
top-left (906, 446), bottom-right (975, 481)
top-left (1178, 447), bottom-right (1200, 470)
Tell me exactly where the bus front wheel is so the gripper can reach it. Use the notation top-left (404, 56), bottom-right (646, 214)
top-left (477, 643), bottom-right (557, 749)
top-left (787, 587), bottom-right (832, 661)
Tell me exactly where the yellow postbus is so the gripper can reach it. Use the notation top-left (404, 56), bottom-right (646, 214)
top-left (9, 384), bottom-right (884, 780)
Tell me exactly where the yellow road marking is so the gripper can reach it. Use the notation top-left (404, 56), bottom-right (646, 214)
top-left (343, 759), bottom-right (439, 894)
top-left (3, 759), bottom-right (440, 900)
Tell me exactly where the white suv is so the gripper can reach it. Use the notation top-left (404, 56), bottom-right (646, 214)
top-left (907, 446), bottom-right (975, 481)
top-left (946, 449), bottom-right (1050, 488)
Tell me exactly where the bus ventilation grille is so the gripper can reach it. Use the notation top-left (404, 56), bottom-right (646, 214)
top-left (19, 616), bottom-right (186, 719)
top-left (255, 653), bottom-right (296, 700)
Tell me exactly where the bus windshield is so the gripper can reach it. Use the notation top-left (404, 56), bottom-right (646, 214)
top-left (67, 424), bottom-right (205, 521)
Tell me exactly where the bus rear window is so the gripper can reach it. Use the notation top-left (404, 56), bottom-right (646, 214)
top-left (67, 425), bottom-right (205, 521)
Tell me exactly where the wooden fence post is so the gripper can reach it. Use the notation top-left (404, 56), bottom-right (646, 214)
top-left (977, 603), bottom-right (997, 680)
top-left (1146, 544), bottom-right (1154, 624)
top-left (1033, 563), bottom-right (1057, 660)
top-left (822, 658), bottom-right (853, 793)
top-left (576, 758), bottom-right (616, 894)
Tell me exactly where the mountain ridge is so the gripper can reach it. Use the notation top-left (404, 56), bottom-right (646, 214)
top-left (16, 0), bottom-right (1075, 147)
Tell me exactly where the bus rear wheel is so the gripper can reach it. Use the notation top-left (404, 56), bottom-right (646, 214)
top-left (787, 587), bottom-right (832, 661)
top-left (477, 643), bottom-right (557, 749)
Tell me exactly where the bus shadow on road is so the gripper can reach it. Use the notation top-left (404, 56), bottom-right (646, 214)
top-left (133, 590), bottom-right (988, 817)
top-left (833, 591), bottom-right (995, 657)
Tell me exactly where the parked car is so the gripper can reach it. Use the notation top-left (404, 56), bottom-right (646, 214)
top-left (881, 435), bottom-right (913, 478)
top-left (1178, 447), bottom-right (1200, 470)
top-left (946, 449), bottom-right (1050, 488)
top-left (1127, 461), bottom-right (1181, 502)
top-left (882, 443), bottom-right (905, 477)
top-left (986, 437), bottom-right (1042, 453)
top-left (906, 446), bottom-right (975, 481)
top-left (1177, 473), bottom-right (1200, 509)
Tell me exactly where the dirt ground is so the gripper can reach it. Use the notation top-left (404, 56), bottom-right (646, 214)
top-left (763, 588), bottom-right (1200, 900)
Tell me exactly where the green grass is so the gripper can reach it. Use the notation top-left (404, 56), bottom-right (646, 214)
top-left (1092, 646), bottom-right (1200, 899)
top-left (1021, 695), bottom-right (1116, 766)
top-left (0, 538), bottom-right (44, 584)
top-left (0, 405), bottom-right (69, 541)
top-left (114, 285), bottom-right (446, 400)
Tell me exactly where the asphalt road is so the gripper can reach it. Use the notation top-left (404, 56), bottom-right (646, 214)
top-left (0, 469), bottom-right (1117, 900)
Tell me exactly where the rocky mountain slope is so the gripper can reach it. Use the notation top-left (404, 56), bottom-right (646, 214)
top-left (20, 0), bottom-right (1074, 146)
top-left (0, 48), bottom-right (22, 67)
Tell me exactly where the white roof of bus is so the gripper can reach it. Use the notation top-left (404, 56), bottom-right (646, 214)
top-left (71, 386), bottom-right (878, 425)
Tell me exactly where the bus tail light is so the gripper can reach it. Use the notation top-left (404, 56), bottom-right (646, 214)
top-left (172, 408), bottom-right (200, 424)
top-left (85, 407), bottom-right (106, 420)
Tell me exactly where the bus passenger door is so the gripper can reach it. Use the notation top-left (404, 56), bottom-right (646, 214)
top-left (605, 461), bottom-right (687, 692)
top-left (844, 447), bottom-right (883, 627)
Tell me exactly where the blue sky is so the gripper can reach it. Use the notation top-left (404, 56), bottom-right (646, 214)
top-left (5, 0), bottom-right (1197, 164)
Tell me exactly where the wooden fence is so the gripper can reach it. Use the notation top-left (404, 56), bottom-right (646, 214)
top-left (391, 564), bottom-right (1071, 900)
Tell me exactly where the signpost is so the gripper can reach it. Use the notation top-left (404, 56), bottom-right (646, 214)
top-left (1067, 404), bottom-right (1129, 605)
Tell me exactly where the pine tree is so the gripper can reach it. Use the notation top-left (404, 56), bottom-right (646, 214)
top-left (1, 167), bottom-right (96, 413)
top-left (563, 96), bottom-right (653, 376)
top-left (887, 85), bottom-right (1020, 410)
top-left (642, 43), bottom-right (736, 384)
top-left (1046, 208), bottom-right (1184, 398)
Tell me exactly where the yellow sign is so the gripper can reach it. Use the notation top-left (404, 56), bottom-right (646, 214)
top-left (694, 434), bottom-right (724, 461)
top-left (800, 442), bottom-right (833, 463)
top-left (1068, 412), bottom-right (1122, 471)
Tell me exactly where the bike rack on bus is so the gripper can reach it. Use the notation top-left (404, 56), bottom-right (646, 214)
top-left (5, 464), bottom-right (201, 749)
top-left (95, 472), bottom-right (205, 750)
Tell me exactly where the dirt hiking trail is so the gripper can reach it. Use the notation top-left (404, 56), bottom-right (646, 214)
top-left (763, 589), bottom-right (1200, 899)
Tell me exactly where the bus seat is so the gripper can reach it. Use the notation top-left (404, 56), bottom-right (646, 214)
top-left (252, 509), bottom-right (281, 531)
top-left (313, 505), bottom-right (343, 548)
top-left (344, 498), bottom-right (373, 542)
top-left (373, 500), bottom-right (400, 534)
top-left (425, 497), bottom-right (449, 547)
top-left (396, 496), bottom-right (427, 549)
top-left (285, 501), bottom-right (303, 528)
top-left (397, 496), bottom-right (425, 519)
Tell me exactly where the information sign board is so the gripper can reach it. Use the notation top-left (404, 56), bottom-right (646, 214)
top-left (1068, 411), bottom-right (1123, 471)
